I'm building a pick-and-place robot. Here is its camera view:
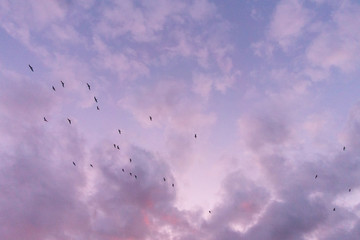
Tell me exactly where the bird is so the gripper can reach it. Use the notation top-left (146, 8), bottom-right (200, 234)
top-left (117, 145), bottom-right (120, 150)
top-left (172, 183), bottom-right (174, 187)
top-left (135, 175), bottom-right (137, 179)
top-left (195, 133), bottom-right (197, 138)
top-left (129, 158), bottom-right (132, 163)
top-left (52, 86), bottom-right (56, 91)
top-left (122, 168), bottom-right (124, 172)
top-left (343, 146), bottom-right (346, 151)
top-left (149, 116), bottom-right (152, 121)
top-left (61, 81), bottom-right (64, 87)
top-left (73, 162), bottom-right (76, 166)
top-left (333, 208), bottom-right (336, 211)
top-left (87, 83), bottom-right (91, 90)
top-left (209, 210), bottom-right (211, 214)
top-left (97, 106), bottom-right (100, 110)
top-left (163, 177), bottom-right (166, 182)
top-left (90, 164), bottom-right (93, 168)
top-left (44, 117), bottom-right (48, 122)
top-left (315, 175), bottom-right (318, 179)
top-left (130, 172), bottom-right (132, 176)
top-left (67, 118), bottom-right (71, 124)
top-left (94, 96), bottom-right (98, 103)
top-left (118, 129), bottom-right (121, 134)
top-left (28, 64), bottom-right (34, 72)
top-left (113, 144), bottom-right (116, 148)
top-left (349, 188), bottom-right (351, 192)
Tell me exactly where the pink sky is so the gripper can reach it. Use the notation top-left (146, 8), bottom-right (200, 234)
top-left (1, 0), bottom-right (360, 239)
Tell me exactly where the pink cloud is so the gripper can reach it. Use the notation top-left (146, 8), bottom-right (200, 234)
top-left (268, 0), bottom-right (311, 50)
top-left (119, 80), bottom-right (216, 132)
top-left (306, 1), bottom-right (360, 72)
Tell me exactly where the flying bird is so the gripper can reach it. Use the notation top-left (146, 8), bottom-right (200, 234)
top-left (163, 177), bottom-right (166, 182)
top-left (130, 172), bottom-right (132, 176)
top-left (343, 146), bottom-right (346, 151)
top-left (135, 175), bottom-right (137, 179)
top-left (73, 162), bottom-right (76, 166)
top-left (44, 117), bottom-right (48, 122)
top-left (90, 164), bottom-right (93, 168)
top-left (52, 86), bottom-right (56, 91)
top-left (195, 134), bottom-right (197, 138)
top-left (113, 144), bottom-right (116, 148)
top-left (172, 183), bottom-right (174, 187)
top-left (118, 129), bottom-right (121, 134)
top-left (209, 210), bottom-right (211, 214)
top-left (61, 81), bottom-right (64, 87)
top-left (28, 64), bottom-right (34, 72)
top-left (149, 116), bottom-right (152, 121)
top-left (129, 158), bottom-right (132, 163)
top-left (315, 175), bottom-right (318, 179)
top-left (349, 188), bottom-right (351, 192)
top-left (67, 118), bottom-right (71, 124)
top-left (122, 168), bottom-right (124, 172)
top-left (333, 208), bottom-right (336, 211)
top-left (87, 83), bottom-right (91, 90)
top-left (117, 145), bottom-right (120, 150)
top-left (97, 106), bottom-right (100, 110)
top-left (94, 96), bottom-right (98, 103)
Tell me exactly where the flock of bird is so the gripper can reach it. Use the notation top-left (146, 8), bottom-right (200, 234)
top-left (30, 63), bottom-right (350, 214)
top-left (28, 64), bottom-right (210, 212)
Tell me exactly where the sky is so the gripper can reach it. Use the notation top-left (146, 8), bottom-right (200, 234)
top-left (1, 0), bottom-right (360, 239)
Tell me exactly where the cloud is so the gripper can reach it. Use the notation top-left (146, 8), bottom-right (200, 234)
top-left (3, 0), bottom-right (360, 239)
top-left (252, 0), bottom-right (311, 56)
top-left (238, 111), bottom-right (291, 152)
top-left (231, 98), bottom-right (360, 239)
top-left (268, 0), bottom-right (311, 50)
top-left (119, 79), bottom-right (216, 132)
top-left (306, 0), bottom-right (360, 73)
top-left (96, 0), bottom-right (185, 42)
top-left (0, 121), bottom-right (90, 240)
top-left (91, 37), bottom-right (150, 82)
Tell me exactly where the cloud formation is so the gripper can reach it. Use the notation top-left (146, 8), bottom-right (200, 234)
top-left (1, 0), bottom-right (360, 239)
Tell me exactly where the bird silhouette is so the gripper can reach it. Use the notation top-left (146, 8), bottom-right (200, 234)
top-left (67, 118), bottom-right (71, 124)
top-left (117, 145), bottom-right (120, 150)
top-left (90, 164), bottom-right (93, 168)
top-left (333, 208), bottom-right (336, 211)
top-left (118, 129), bottom-right (121, 134)
top-left (87, 83), bottom-right (91, 90)
top-left (315, 175), bottom-right (318, 179)
top-left (130, 172), bottom-right (132, 176)
top-left (44, 117), bottom-right (48, 122)
top-left (94, 96), bottom-right (98, 103)
top-left (349, 188), bottom-right (351, 192)
top-left (129, 158), bottom-right (132, 163)
top-left (209, 210), bottom-right (211, 214)
top-left (172, 183), bottom-right (174, 187)
top-left (135, 175), bottom-right (137, 179)
top-left (61, 81), bottom-right (64, 87)
top-left (97, 106), bottom-right (100, 110)
top-left (122, 168), bottom-right (125, 172)
top-left (195, 134), bottom-right (197, 138)
top-left (28, 64), bottom-right (34, 72)
top-left (52, 86), bottom-right (56, 91)
top-left (149, 116), bottom-right (152, 121)
top-left (343, 146), bottom-right (346, 151)
top-left (73, 162), bottom-right (76, 166)
top-left (163, 177), bottom-right (166, 182)
top-left (113, 144), bottom-right (116, 148)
